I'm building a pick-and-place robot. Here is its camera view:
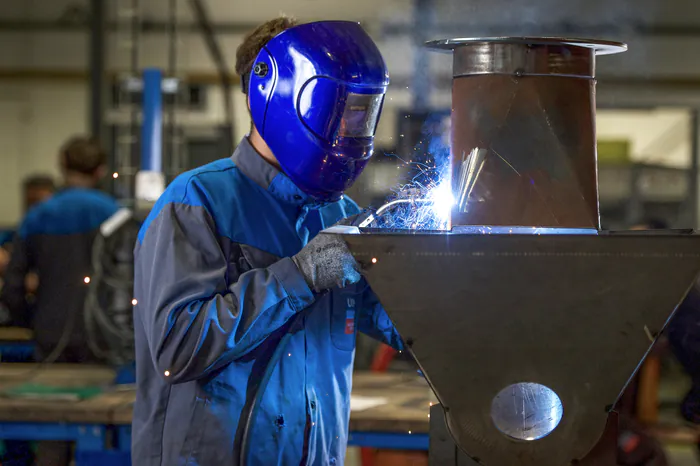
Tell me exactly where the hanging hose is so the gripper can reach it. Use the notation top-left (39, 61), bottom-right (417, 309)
top-left (83, 210), bottom-right (140, 365)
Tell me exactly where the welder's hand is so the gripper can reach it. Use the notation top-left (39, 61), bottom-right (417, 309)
top-left (292, 231), bottom-right (361, 292)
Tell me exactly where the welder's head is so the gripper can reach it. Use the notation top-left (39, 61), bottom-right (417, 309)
top-left (59, 136), bottom-right (107, 185)
top-left (236, 17), bottom-right (299, 102)
top-left (237, 19), bottom-right (390, 202)
top-left (23, 175), bottom-right (55, 212)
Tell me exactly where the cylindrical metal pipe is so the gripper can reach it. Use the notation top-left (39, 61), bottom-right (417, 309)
top-left (427, 37), bottom-right (626, 229)
top-left (141, 68), bottom-right (163, 173)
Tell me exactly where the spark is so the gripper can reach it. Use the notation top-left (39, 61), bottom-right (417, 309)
top-left (362, 156), bottom-right (453, 230)
top-left (363, 114), bottom-right (453, 230)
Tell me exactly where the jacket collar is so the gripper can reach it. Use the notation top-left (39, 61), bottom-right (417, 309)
top-left (231, 137), bottom-right (316, 207)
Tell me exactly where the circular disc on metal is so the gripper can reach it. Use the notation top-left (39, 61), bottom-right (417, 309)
top-left (490, 382), bottom-right (564, 441)
top-left (425, 37), bottom-right (627, 55)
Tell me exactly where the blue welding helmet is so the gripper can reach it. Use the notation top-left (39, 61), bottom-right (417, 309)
top-left (247, 21), bottom-right (389, 202)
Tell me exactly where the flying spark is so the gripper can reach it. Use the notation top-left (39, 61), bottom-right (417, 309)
top-left (361, 113), bottom-right (454, 231)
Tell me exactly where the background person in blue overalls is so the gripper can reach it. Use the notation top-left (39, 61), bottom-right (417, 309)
top-left (132, 17), bottom-right (403, 465)
top-left (0, 136), bottom-right (120, 466)
top-left (0, 175), bottom-right (55, 466)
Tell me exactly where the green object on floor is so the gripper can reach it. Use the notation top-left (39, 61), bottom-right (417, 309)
top-left (4, 384), bottom-right (103, 401)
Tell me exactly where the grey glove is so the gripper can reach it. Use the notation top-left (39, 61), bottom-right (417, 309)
top-left (292, 232), bottom-right (361, 292)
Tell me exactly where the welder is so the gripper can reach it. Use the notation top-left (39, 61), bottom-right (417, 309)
top-left (132, 18), bottom-right (402, 465)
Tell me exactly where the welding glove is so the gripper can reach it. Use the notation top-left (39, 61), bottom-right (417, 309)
top-left (292, 218), bottom-right (362, 292)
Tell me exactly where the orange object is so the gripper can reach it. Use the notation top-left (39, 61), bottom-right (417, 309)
top-left (361, 344), bottom-right (400, 466)
top-left (370, 344), bottom-right (397, 372)
top-left (636, 355), bottom-right (661, 425)
top-left (373, 450), bottom-right (428, 466)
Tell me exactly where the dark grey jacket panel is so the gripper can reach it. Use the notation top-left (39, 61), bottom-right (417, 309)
top-left (134, 202), bottom-right (314, 385)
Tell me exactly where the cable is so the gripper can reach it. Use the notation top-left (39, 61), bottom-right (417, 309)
top-left (359, 198), bottom-right (434, 228)
top-left (83, 216), bottom-right (138, 365)
top-left (239, 311), bottom-right (305, 466)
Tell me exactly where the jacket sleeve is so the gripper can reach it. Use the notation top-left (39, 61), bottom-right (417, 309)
top-left (357, 281), bottom-right (404, 351)
top-left (0, 235), bottom-right (30, 327)
top-left (135, 201), bottom-right (316, 384)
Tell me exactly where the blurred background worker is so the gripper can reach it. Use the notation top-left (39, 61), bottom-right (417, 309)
top-left (22, 175), bottom-right (56, 214)
top-left (0, 136), bottom-right (119, 466)
top-left (132, 18), bottom-right (402, 465)
top-left (1, 136), bottom-right (118, 362)
top-left (0, 175), bottom-right (54, 466)
top-left (0, 175), bottom-right (55, 330)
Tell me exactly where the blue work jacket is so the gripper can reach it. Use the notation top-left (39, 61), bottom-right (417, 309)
top-left (0, 187), bottom-right (119, 353)
top-left (132, 137), bottom-right (403, 466)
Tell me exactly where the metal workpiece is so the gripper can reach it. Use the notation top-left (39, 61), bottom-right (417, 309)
top-left (455, 42), bottom-right (594, 78)
top-left (337, 230), bottom-right (700, 466)
top-left (333, 35), bottom-right (697, 466)
top-left (435, 37), bottom-right (626, 230)
top-left (426, 37), bottom-right (626, 78)
top-left (451, 74), bottom-right (599, 228)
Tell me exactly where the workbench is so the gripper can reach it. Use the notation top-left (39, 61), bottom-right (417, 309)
top-left (0, 365), bottom-right (431, 465)
top-left (0, 327), bottom-right (34, 362)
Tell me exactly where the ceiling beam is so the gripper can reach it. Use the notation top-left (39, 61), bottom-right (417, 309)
top-left (5, 19), bottom-right (700, 38)
top-left (0, 19), bottom-right (260, 34)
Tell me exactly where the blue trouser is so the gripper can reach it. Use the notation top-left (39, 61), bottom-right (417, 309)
top-left (1, 441), bottom-right (34, 466)
top-left (667, 286), bottom-right (700, 387)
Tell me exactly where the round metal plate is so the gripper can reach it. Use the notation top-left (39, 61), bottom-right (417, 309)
top-left (425, 37), bottom-right (627, 55)
top-left (491, 382), bottom-right (564, 441)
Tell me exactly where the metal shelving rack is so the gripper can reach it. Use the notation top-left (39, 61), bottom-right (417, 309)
top-left (108, 0), bottom-right (185, 206)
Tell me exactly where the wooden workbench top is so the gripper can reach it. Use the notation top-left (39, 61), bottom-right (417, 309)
top-left (0, 364), bottom-right (114, 387)
top-left (0, 364), bottom-right (118, 424)
top-left (0, 327), bottom-right (33, 341)
top-left (0, 365), bottom-right (432, 433)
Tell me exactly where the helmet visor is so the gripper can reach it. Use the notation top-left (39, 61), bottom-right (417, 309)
top-left (337, 93), bottom-right (384, 138)
top-left (299, 78), bottom-right (385, 142)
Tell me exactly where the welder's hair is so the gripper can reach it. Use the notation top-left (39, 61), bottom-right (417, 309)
top-left (23, 174), bottom-right (56, 192)
top-left (235, 16), bottom-right (298, 94)
top-left (60, 136), bottom-right (107, 175)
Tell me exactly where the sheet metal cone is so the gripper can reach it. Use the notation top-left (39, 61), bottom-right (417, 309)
top-left (336, 230), bottom-right (700, 466)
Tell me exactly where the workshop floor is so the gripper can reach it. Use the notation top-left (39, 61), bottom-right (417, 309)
top-left (666, 445), bottom-right (699, 466)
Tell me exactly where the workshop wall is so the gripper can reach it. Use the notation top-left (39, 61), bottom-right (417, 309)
top-left (597, 108), bottom-right (692, 168)
top-left (0, 81), bottom-right (86, 225)
top-left (2, 0), bottom-right (700, 224)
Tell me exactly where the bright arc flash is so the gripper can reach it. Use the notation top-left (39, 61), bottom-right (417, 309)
top-left (430, 181), bottom-right (455, 224)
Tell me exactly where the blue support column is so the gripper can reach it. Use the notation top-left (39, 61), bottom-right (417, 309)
top-left (141, 68), bottom-right (163, 173)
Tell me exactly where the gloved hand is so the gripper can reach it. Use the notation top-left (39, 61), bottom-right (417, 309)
top-left (292, 230), bottom-right (361, 293)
